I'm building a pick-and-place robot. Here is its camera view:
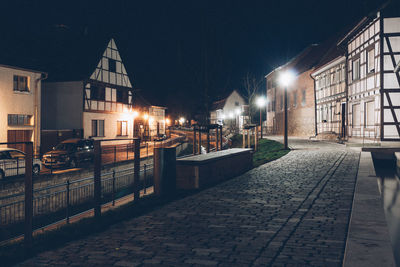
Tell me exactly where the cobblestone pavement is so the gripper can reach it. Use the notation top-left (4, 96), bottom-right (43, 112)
top-left (18, 139), bottom-right (360, 267)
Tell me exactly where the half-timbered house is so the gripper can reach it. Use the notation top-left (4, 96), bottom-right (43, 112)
top-left (41, 38), bottom-right (136, 144)
top-left (311, 36), bottom-right (347, 139)
top-left (338, 1), bottom-right (400, 140)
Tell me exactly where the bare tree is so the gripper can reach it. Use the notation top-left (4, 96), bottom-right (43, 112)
top-left (243, 73), bottom-right (263, 123)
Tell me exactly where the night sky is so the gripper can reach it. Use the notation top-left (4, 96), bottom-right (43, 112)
top-left (0, 0), bottom-right (387, 118)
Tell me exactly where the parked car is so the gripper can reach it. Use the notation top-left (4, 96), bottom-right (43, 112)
top-left (42, 138), bottom-right (94, 169)
top-left (0, 148), bottom-right (41, 179)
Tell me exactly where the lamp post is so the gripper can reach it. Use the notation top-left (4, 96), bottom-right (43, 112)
top-left (256, 96), bottom-right (266, 139)
top-left (132, 110), bottom-right (139, 137)
top-left (279, 70), bottom-right (295, 150)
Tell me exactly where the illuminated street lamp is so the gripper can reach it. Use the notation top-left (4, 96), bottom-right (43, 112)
top-left (179, 117), bottom-right (185, 125)
top-left (279, 70), bottom-right (295, 150)
top-left (256, 96), bottom-right (267, 139)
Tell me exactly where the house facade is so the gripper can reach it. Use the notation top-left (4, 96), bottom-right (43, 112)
top-left (312, 55), bottom-right (347, 138)
top-left (210, 90), bottom-right (248, 131)
top-left (42, 38), bottom-right (148, 145)
top-left (339, 3), bottom-right (400, 140)
top-left (0, 64), bottom-right (46, 153)
top-left (265, 45), bottom-right (328, 137)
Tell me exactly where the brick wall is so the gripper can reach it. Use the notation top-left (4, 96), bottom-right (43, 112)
top-left (266, 70), bottom-right (316, 137)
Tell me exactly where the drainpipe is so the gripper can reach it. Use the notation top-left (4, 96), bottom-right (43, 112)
top-left (34, 72), bottom-right (48, 155)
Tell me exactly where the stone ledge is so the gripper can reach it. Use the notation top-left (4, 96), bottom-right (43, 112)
top-left (343, 151), bottom-right (396, 267)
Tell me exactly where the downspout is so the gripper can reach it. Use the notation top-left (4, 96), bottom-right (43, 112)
top-left (310, 71), bottom-right (318, 136)
top-left (34, 72), bottom-right (48, 155)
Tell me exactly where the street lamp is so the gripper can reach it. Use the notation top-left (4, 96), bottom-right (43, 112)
top-left (179, 117), bottom-right (185, 126)
top-left (279, 70), bottom-right (295, 150)
top-left (256, 96), bottom-right (267, 139)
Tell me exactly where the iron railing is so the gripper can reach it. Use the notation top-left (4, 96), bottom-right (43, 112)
top-left (0, 163), bottom-right (153, 242)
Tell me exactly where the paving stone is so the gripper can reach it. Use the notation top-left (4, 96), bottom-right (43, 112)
top-left (18, 139), bottom-right (359, 267)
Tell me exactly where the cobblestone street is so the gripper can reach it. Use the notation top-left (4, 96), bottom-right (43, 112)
top-left (18, 139), bottom-right (360, 267)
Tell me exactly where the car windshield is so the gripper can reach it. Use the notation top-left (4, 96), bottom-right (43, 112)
top-left (54, 143), bottom-right (76, 152)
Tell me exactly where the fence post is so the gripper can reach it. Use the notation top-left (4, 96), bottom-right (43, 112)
top-left (24, 142), bottom-right (33, 253)
top-left (206, 130), bottom-right (210, 153)
top-left (219, 126), bottom-right (223, 150)
top-left (114, 146), bottom-right (116, 164)
top-left (93, 140), bottom-right (101, 219)
top-left (133, 138), bottom-right (141, 201)
top-left (144, 164), bottom-right (147, 194)
top-left (193, 128), bottom-right (197, 155)
top-left (66, 180), bottom-right (70, 224)
top-left (216, 128), bottom-right (219, 151)
top-left (112, 170), bottom-right (116, 206)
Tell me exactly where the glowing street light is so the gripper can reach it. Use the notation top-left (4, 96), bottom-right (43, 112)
top-left (256, 96), bottom-right (267, 139)
top-left (143, 113), bottom-right (149, 120)
top-left (179, 117), bottom-right (185, 125)
top-left (278, 70), bottom-right (296, 150)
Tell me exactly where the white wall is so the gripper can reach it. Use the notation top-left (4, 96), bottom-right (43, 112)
top-left (0, 65), bottom-right (42, 147)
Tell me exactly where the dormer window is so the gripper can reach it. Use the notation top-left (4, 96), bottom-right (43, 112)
top-left (108, 58), bottom-right (116, 72)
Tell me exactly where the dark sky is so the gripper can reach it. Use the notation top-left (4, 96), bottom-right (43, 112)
top-left (0, 0), bottom-right (387, 117)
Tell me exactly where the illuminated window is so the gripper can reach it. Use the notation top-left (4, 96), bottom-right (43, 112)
top-left (117, 121), bottom-right (128, 136)
top-left (13, 75), bottom-right (29, 92)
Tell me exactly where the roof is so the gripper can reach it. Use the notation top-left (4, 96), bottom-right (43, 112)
top-left (211, 90), bottom-right (245, 111)
top-left (337, 0), bottom-right (395, 46)
top-left (265, 44), bottom-right (329, 79)
top-left (0, 27), bottom-right (131, 83)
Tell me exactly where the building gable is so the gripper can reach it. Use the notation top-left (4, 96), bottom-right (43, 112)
top-left (90, 38), bottom-right (132, 88)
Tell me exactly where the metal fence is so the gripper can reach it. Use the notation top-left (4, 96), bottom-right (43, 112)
top-left (0, 163), bottom-right (153, 242)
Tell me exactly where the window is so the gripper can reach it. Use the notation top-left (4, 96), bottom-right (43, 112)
top-left (352, 104), bottom-right (360, 127)
top-left (92, 120), bottom-right (105, 137)
top-left (302, 90), bottom-right (306, 106)
top-left (365, 101), bottom-right (374, 128)
top-left (293, 92), bottom-right (297, 107)
top-left (91, 85), bottom-right (105, 101)
top-left (13, 75), bottom-right (29, 92)
top-left (352, 57), bottom-right (360, 80)
top-left (117, 121), bottom-right (128, 136)
top-left (235, 101), bottom-right (239, 106)
top-left (367, 48), bottom-right (375, 74)
top-left (108, 59), bottom-right (116, 72)
top-left (117, 89), bottom-right (128, 104)
top-left (8, 114), bottom-right (32, 126)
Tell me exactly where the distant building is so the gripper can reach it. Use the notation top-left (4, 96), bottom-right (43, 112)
top-left (311, 32), bottom-right (348, 139)
top-left (338, 1), bottom-right (400, 141)
top-left (0, 64), bottom-right (46, 153)
top-left (210, 90), bottom-right (248, 131)
top-left (265, 44), bottom-right (329, 137)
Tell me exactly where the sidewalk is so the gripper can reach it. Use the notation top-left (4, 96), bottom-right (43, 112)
top-left (18, 139), bottom-right (362, 266)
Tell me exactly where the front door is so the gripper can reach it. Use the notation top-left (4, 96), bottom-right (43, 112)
top-left (341, 103), bottom-right (346, 138)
